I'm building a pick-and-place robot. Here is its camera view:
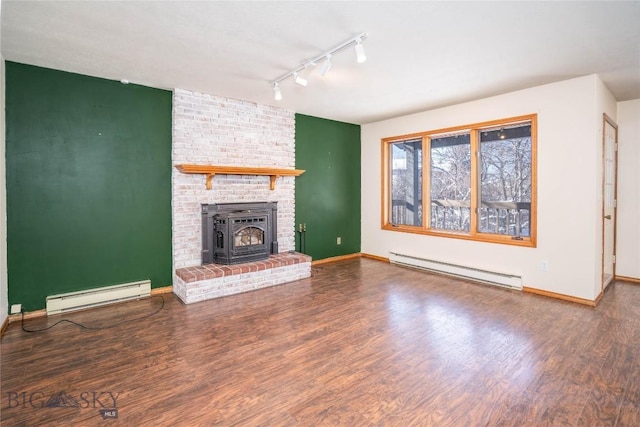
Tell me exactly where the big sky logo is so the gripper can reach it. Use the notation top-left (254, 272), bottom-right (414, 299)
top-left (5, 390), bottom-right (120, 410)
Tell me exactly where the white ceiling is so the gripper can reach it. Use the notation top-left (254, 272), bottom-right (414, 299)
top-left (2, 1), bottom-right (639, 124)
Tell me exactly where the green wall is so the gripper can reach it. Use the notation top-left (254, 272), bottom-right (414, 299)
top-left (295, 114), bottom-right (361, 260)
top-left (6, 62), bottom-right (172, 311)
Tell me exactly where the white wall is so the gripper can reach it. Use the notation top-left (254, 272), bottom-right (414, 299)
top-left (616, 99), bottom-right (640, 279)
top-left (362, 75), bottom-right (611, 301)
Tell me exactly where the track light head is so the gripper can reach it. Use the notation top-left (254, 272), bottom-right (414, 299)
top-left (319, 55), bottom-right (332, 77)
top-left (355, 38), bottom-right (366, 63)
top-left (273, 83), bottom-right (282, 101)
top-left (294, 72), bottom-right (308, 87)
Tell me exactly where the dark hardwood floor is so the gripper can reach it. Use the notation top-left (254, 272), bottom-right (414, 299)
top-left (2, 258), bottom-right (639, 426)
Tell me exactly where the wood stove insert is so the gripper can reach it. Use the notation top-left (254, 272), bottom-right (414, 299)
top-left (201, 202), bottom-right (278, 265)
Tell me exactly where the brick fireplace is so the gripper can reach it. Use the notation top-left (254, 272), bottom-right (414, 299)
top-left (171, 89), bottom-right (310, 304)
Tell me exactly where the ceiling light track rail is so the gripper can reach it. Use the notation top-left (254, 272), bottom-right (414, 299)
top-left (271, 32), bottom-right (367, 100)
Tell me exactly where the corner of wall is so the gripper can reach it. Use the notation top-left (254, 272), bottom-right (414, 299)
top-left (1, 55), bottom-right (8, 325)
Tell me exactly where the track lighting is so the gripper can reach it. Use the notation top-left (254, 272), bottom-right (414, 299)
top-left (355, 39), bottom-right (366, 63)
top-left (270, 32), bottom-right (367, 100)
top-left (319, 55), bottom-right (332, 77)
top-left (273, 83), bottom-right (282, 101)
top-left (294, 72), bottom-right (308, 87)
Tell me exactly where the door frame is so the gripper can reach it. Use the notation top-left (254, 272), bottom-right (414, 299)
top-left (601, 113), bottom-right (619, 291)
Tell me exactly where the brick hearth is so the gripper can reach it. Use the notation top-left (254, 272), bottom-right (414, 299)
top-left (173, 252), bottom-right (311, 304)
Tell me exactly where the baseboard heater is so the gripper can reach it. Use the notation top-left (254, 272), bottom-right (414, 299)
top-left (389, 252), bottom-right (522, 290)
top-left (46, 280), bottom-right (151, 315)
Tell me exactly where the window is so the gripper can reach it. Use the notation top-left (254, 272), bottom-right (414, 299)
top-left (390, 139), bottom-right (422, 226)
top-left (478, 123), bottom-right (532, 238)
top-left (430, 132), bottom-right (471, 232)
top-left (382, 115), bottom-right (536, 247)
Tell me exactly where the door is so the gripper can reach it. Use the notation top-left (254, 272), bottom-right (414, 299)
top-left (602, 114), bottom-right (618, 290)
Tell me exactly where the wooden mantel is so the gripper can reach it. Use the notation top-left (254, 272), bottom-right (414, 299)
top-left (175, 164), bottom-right (305, 190)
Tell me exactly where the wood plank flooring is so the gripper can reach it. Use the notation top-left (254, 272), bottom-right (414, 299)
top-left (1, 258), bottom-right (639, 426)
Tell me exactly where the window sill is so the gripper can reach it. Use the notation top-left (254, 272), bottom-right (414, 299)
top-left (382, 224), bottom-right (536, 248)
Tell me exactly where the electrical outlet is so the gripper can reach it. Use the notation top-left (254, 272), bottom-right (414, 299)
top-left (10, 304), bottom-right (22, 314)
top-left (540, 260), bottom-right (549, 272)
top-left (337, 237), bottom-right (342, 245)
